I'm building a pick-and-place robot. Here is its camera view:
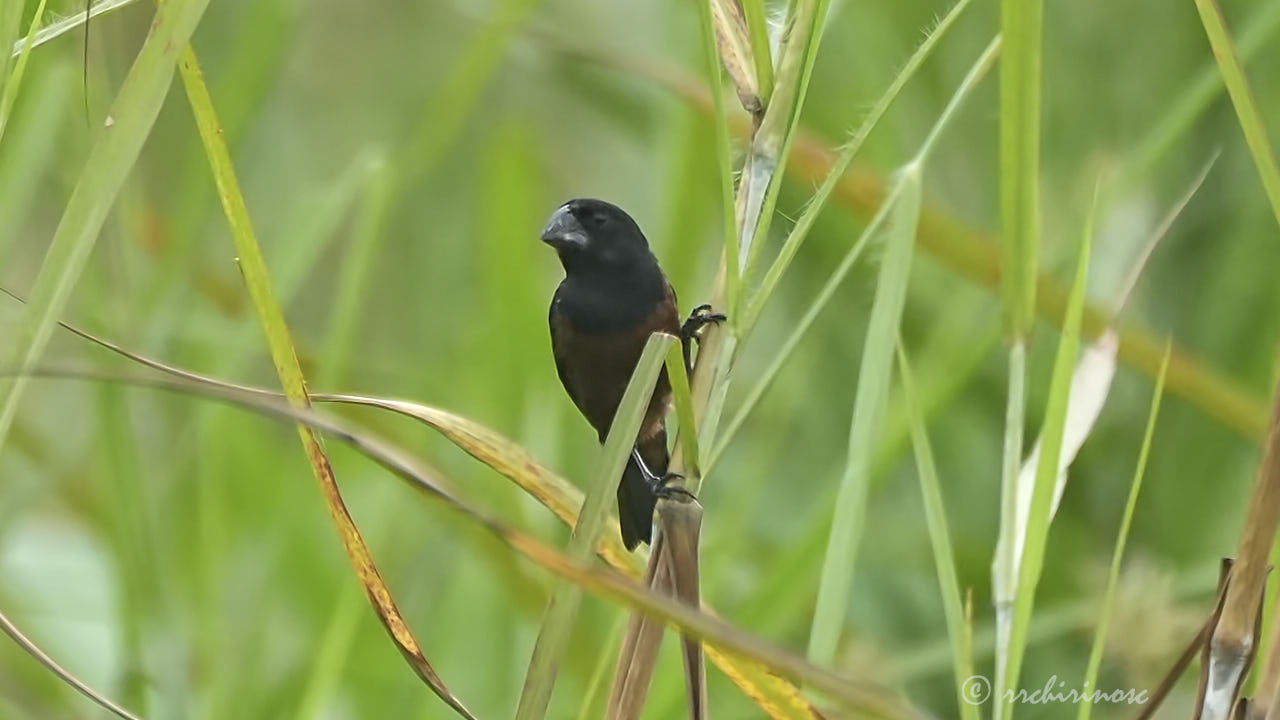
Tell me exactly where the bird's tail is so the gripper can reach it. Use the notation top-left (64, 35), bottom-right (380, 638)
top-left (617, 431), bottom-right (667, 551)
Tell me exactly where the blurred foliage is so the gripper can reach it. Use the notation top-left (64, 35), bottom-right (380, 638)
top-left (1, 0), bottom-right (1279, 718)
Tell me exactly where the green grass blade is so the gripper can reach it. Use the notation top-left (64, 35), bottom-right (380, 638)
top-left (666, 338), bottom-right (703, 488)
top-left (1077, 343), bottom-right (1171, 720)
top-left (21, 304), bottom-right (828, 720)
top-left (575, 616), bottom-right (628, 720)
top-left (641, 56), bottom-right (1270, 440)
top-left (740, 0), bottom-right (773, 99)
top-left (176, 46), bottom-right (475, 719)
top-left (808, 164), bottom-right (922, 667)
top-left (293, 584), bottom-right (365, 720)
top-left (8, 0), bottom-right (141, 56)
top-left (0, 0), bottom-right (21, 94)
top-left (708, 187), bottom-right (896, 473)
top-left (897, 342), bottom-right (980, 720)
top-left (737, 0), bottom-right (826, 282)
top-left (1004, 189), bottom-right (1097, 716)
top-left (741, 0), bottom-right (977, 335)
top-left (709, 0), bottom-right (761, 114)
top-left (0, 0), bottom-right (49, 143)
top-left (999, 0), bottom-right (1042, 340)
top-left (712, 36), bottom-right (998, 475)
top-left (995, 0), bottom-right (1043, 708)
top-left (0, 59), bottom-right (70, 263)
top-left (694, 0), bottom-right (742, 318)
top-left (515, 333), bottom-right (675, 720)
top-left (0, 0), bottom-right (211, 465)
top-left (15, 366), bottom-right (916, 719)
top-left (1118, 0), bottom-right (1280, 189)
top-left (1191, 0), bottom-right (1280, 230)
top-left (318, 154), bottom-right (393, 386)
top-left (912, 37), bottom-right (1001, 165)
top-left (992, 338), bottom-right (1025, 710)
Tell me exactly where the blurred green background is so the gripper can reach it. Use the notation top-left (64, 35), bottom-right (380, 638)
top-left (2, 0), bottom-right (1279, 717)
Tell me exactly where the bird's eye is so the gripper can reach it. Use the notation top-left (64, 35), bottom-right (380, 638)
top-left (591, 213), bottom-right (608, 227)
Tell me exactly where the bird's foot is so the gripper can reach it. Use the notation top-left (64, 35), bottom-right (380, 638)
top-left (681, 304), bottom-right (726, 342)
top-left (647, 470), bottom-right (698, 502)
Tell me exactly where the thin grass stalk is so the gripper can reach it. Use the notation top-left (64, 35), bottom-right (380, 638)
top-left (607, 540), bottom-right (672, 720)
top-left (737, 0), bottom-right (823, 280)
top-left (1077, 343), bottom-right (1171, 720)
top-left (0, 61), bottom-right (70, 263)
top-left (607, 347), bottom-right (708, 720)
top-left (319, 153), bottom-right (392, 385)
top-left (651, 346), bottom-right (711, 719)
top-left (8, 0), bottom-right (140, 55)
top-left (1202, 386), bottom-right (1280, 719)
top-left (516, 334), bottom-right (674, 720)
top-left (667, 335), bottom-right (703, 486)
top-left (708, 0), bottom-right (762, 115)
top-left (1258, 620), bottom-right (1280, 718)
top-left (644, 58), bottom-right (1269, 439)
top-left (15, 367), bottom-right (918, 719)
top-left (577, 617), bottom-right (628, 720)
top-left (1001, 161), bottom-right (1214, 565)
top-left (993, 0), bottom-right (1043, 709)
top-left (0, 0), bottom-right (49, 143)
top-left (294, 582), bottom-right (364, 720)
top-left (11, 305), bottom-right (842, 720)
top-left (175, 47), bottom-right (475, 719)
top-left (601, 0), bottom-right (777, 710)
top-left (998, 0), bottom-right (1041, 341)
top-left (713, 36), bottom-right (1000, 471)
top-left (741, 0), bottom-right (977, 335)
top-left (654, 499), bottom-right (709, 718)
top-left (1003, 191), bottom-right (1097, 718)
top-left (0, 0), bottom-right (20, 95)
top-left (693, 0), bottom-right (743, 319)
top-left (708, 186), bottom-right (896, 472)
top-left (1191, 0), bottom-right (1280, 230)
top-left (0, 606), bottom-right (141, 720)
top-left (806, 38), bottom-right (998, 666)
top-left (992, 339), bottom-right (1025, 712)
top-left (897, 343), bottom-right (980, 720)
top-left (808, 164), bottom-right (923, 666)
top-left (0, 0), bottom-right (210, 472)
top-left (1119, 0), bottom-right (1280, 190)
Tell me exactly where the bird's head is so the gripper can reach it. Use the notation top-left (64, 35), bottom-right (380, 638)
top-left (541, 198), bottom-right (652, 275)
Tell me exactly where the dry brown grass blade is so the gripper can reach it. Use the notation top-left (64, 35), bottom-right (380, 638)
top-left (660, 499), bottom-right (709, 719)
top-left (19, 367), bottom-right (915, 719)
top-left (608, 535), bottom-right (670, 720)
top-left (174, 47), bottom-right (476, 719)
top-left (10, 304), bottom-right (831, 720)
top-left (1251, 591), bottom-right (1280, 716)
top-left (709, 0), bottom-right (762, 116)
top-left (1138, 560), bottom-right (1231, 720)
top-left (0, 606), bottom-right (142, 719)
top-left (318, 395), bottom-right (831, 719)
top-left (1201, 383), bottom-right (1280, 720)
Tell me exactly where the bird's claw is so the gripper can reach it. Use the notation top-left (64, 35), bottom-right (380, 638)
top-left (681, 304), bottom-right (726, 342)
top-left (648, 471), bottom-right (697, 502)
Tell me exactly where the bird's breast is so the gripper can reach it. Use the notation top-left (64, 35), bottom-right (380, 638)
top-left (550, 282), bottom-right (680, 439)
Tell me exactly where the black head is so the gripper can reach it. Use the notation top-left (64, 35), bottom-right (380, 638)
top-left (541, 198), bottom-right (653, 275)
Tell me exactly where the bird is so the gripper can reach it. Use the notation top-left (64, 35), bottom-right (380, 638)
top-left (542, 198), bottom-right (723, 550)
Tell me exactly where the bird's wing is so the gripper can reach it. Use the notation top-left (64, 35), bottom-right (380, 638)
top-left (549, 287), bottom-right (592, 422)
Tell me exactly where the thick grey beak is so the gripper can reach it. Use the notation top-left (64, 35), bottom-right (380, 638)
top-left (541, 205), bottom-right (587, 250)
